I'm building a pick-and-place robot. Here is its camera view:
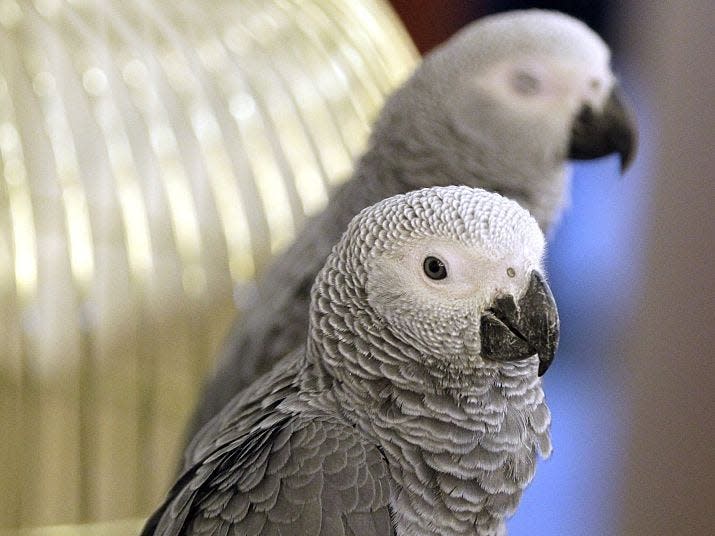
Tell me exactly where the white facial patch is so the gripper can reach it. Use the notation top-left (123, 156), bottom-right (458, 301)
top-left (475, 55), bottom-right (613, 116)
top-left (360, 186), bottom-right (546, 358)
top-left (368, 235), bottom-right (540, 315)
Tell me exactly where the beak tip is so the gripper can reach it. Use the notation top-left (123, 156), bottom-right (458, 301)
top-left (617, 118), bottom-right (638, 174)
top-left (619, 153), bottom-right (630, 174)
top-left (537, 354), bottom-right (554, 377)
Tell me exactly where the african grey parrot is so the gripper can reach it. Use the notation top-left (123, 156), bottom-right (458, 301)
top-left (185, 9), bottom-right (636, 442)
top-left (143, 186), bottom-right (560, 536)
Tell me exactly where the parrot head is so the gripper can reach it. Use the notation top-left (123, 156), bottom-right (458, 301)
top-left (432, 9), bottom-right (636, 170)
top-left (371, 9), bottom-right (638, 229)
top-left (312, 186), bottom-right (560, 391)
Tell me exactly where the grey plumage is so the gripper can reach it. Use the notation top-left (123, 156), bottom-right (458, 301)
top-left (144, 186), bottom-right (559, 535)
top-left (186, 9), bottom-right (636, 445)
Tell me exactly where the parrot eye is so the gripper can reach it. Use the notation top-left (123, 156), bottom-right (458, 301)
top-left (511, 69), bottom-right (541, 96)
top-left (423, 256), bottom-right (447, 280)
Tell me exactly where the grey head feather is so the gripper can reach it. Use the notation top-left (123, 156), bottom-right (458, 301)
top-left (185, 8), bottom-right (632, 452)
top-left (149, 186), bottom-right (557, 536)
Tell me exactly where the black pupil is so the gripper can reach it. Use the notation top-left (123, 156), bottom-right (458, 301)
top-left (423, 256), bottom-right (447, 280)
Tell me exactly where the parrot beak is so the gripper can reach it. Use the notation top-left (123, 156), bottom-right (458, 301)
top-left (479, 271), bottom-right (560, 376)
top-left (567, 84), bottom-right (638, 172)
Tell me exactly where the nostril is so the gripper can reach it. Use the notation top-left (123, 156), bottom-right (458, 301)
top-left (577, 104), bottom-right (595, 124)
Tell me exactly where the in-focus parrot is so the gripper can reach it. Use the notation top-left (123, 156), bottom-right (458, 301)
top-left (144, 186), bottom-right (559, 536)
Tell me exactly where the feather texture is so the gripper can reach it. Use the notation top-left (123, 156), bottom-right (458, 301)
top-left (144, 186), bottom-right (557, 535)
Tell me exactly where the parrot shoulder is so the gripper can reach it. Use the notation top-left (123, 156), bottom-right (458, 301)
top-left (145, 410), bottom-right (395, 535)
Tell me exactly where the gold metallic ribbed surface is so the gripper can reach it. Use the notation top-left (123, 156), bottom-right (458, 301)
top-left (0, 0), bottom-right (417, 528)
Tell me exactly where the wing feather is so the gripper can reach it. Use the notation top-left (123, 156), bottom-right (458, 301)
top-left (142, 415), bottom-right (394, 536)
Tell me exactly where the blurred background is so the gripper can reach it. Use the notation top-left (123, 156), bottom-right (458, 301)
top-left (0, 0), bottom-right (712, 534)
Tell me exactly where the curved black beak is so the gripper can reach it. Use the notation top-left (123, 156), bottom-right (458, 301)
top-left (479, 271), bottom-right (560, 376)
top-left (568, 84), bottom-right (638, 172)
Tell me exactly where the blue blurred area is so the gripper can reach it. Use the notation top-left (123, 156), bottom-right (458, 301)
top-left (508, 74), bottom-right (653, 535)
